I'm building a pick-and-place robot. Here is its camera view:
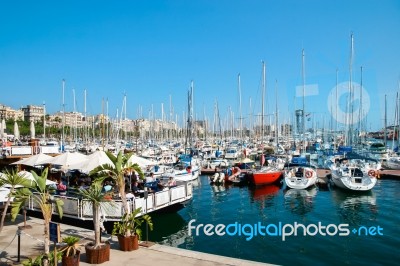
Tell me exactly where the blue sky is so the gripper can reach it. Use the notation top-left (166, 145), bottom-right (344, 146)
top-left (0, 0), bottom-right (399, 131)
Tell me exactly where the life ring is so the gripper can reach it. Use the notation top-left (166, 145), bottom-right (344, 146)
top-left (368, 170), bottom-right (376, 177)
top-left (305, 170), bottom-right (313, 178)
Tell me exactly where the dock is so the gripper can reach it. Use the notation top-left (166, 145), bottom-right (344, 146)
top-left (0, 215), bottom-right (273, 266)
top-left (378, 169), bottom-right (400, 179)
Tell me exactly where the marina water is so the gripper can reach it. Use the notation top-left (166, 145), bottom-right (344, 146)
top-left (148, 175), bottom-right (400, 265)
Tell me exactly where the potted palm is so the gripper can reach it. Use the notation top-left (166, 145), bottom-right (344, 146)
top-left (60, 236), bottom-right (81, 266)
top-left (111, 207), bottom-right (153, 251)
top-left (0, 169), bottom-right (32, 233)
top-left (10, 168), bottom-right (64, 266)
top-left (78, 180), bottom-right (111, 264)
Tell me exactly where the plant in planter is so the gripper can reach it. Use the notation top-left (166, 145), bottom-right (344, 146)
top-left (90, 151), bottom-right (144, 235)
top-left (22, 250), bottom-right (62, 266)
top-left (11, 168), bottom-right (64, 266)
top-left (111, 207), bottom-right (153, 251)
top-left (60, 236), bottom-right (81, 266)
top-left (78, 180), bottom-right (112, 264)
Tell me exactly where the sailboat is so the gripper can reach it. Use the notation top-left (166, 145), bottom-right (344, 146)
top-left (250, 61), bottom-right (283, 186)
top-left (284, 49), bottom-right (317, 189)
top-left (329, 157), bottom-right (378, 191)
top-left (161, 81), bottom-right (200, 183)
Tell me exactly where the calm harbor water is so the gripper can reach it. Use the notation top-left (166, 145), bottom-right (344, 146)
top-left (148, 175), bottom-right (400, 266)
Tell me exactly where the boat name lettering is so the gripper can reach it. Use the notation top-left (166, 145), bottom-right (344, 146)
top-left (188, 220), bottom-right (383, 241)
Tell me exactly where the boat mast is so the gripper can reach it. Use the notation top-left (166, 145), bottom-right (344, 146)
top-left (73, 88), bottom-right (77, 148)
top-left (358, 66), bottom-right (363, 144)
top-left (302, 49), bottom-right (306, 153)
top-left (384, 94), bottom-right (387, 147)
top-left (394, 92), bottom-right (399, 150)
top-left (261, 61), bottom-right (265, 144)
top-left (185, 81), bottom-right (194, 151)
top-left (84, 89), bottom-right (87, 145)
top-left (335, 68), bottom-right (338, 135)
top-left (102, 98), bottom-right (105, 150)
top-left (62, 79), bottom-right (65, 151)
top-left (398, 79), bottom-right (400, 148)
top-left (348, 33), bottom-right (354, 146)
top-left (238, 73), bottom-right (243, 142)
top-left (43, 101), bottom-right (46, 141)
top-left (275, 79), bottom-right (279, 149)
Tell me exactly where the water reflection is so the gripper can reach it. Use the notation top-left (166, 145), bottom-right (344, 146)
top-left (284, 187), bottom-right (318, 216)
top-left (250, 184), bottom-right (281, 201)
top-left (331, 189), bottom-right (378, 225)
top-left (148, 212), bottom-right (189, 246)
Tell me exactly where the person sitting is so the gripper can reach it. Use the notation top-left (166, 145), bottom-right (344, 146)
top-left (166, 176), bottom-right (176, 187)
top-left (57, 182), bottom-right (67, 192)
top-left (126, 190), bottom-right (135, 200)
top-left (146, 173), bottom-right (155, 183)
top-left (78, 181), bottom-right (88, 190)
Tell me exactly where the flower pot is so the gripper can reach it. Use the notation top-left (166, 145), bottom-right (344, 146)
top-left (62, 250), bottom-right (80, 266)
top-left (117, 235), bottom-right (139, 251)
top-left (85, 242), bottom-right (110, 264)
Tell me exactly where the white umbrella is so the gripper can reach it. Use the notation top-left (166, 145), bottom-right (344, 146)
top-left (70, 150), bottom-right (113, 174)
top-left (45, 152), bottom-right (88, 171)
top-left (0, 186), bottom-right (11, 202)
top-left (128, 155), bottom-right (157, 168)
top-left (30, 121), bottom-right (35, 139)
top-left (14, 121), bottom-right (20, 140)
top-left (0, 119), bottom-right (4, 138)
top-left (18, 170), bottom-right (57, 186)
top-left (10, 153), bottom-right (53, 167)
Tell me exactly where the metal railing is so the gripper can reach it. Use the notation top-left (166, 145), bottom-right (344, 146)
top-left (26, 182), bottom-right (193, 221)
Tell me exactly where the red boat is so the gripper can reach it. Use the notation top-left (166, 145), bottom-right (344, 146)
top-left (251, 167), bottom-right (283, 186)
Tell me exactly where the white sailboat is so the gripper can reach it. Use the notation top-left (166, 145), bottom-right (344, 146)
top-left (329, 158), bottom-right (378, 191)
top-left (284, 50), bottom-right (317, 190)
top-left (284, 162), bottom-right (318, 189)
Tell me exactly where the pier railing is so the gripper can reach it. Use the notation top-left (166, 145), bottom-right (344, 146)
top-left (10, 146), bottom-right (60, 156)
top-left (26, 182), bottom-right (193, 221)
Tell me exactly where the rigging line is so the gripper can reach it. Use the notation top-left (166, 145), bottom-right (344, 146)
top-left (0, 230), bottom-right (18, 254)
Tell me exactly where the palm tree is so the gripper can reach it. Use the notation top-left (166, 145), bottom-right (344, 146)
top-left (78, 180), bottom-right (107, 248)
top-left (0, 169), bottom-right (32, 233)
top-left (90, 151), bottom-right (143, 237)
top-left (11, 168), bottom-right (64, 265)
top-left (78, 179), bottom-right (112, 263)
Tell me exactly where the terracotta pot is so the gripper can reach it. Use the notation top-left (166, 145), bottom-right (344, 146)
top-left (117, 235), bottom-right (139, 251)
top-left (85, 242), bottom-right (110, 264)
top-left (62, 250), bottom-right (80, 266)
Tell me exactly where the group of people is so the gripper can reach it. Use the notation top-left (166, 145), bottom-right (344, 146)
top-left (146, 172), bottom-right (176, 187)
top-left (98, 172), bottom-right (177, 198)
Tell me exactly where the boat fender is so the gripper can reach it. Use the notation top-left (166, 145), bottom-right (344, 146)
top-left (305, 170), bottom-right (313, 178)
top-left (368, 170), bottom-right (376, 177)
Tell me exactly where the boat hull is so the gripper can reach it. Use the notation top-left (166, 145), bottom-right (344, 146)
top-left (284, 168), bottom-right (317, 189)
top-left (252, 171), bottom-right (283, 186)
top-left (331, 171), bottom-right (377, 191)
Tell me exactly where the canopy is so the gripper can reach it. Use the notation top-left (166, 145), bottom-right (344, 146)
top-left (0, 187), bottom-right (10, 202)
top-left (18, 170), bottom-right (57, 186)
top-left (11, 153), bottom-right (54, 167)
top-left (43, 152), bottom-right (88, 171)
top-left (14, 121), bottom-right (20, 140)
top-left (30, 121), bottom-right (35, 139)
top-left (128, 155), bottom-right (157, 168)
top-left (0, 119), bottom-right (5, 138)
top-left (70, 150), bottom-right (113, 174)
